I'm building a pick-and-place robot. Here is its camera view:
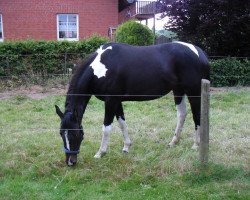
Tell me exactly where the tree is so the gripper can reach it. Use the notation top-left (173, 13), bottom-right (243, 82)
top-left (115, 20), bottom-right (154, 46)
top-left (157, 0), bottom-right (250, 56)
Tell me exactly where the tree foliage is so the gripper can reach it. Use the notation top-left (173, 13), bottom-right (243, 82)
top-left (157, 0), bottom-right (250, 56)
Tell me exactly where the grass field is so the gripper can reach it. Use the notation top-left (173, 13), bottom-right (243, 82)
top-left (0, 88), bottom-right (249, 199)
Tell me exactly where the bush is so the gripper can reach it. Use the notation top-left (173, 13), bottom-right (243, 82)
top-left (210, 58), bottom-right (250, 87)
top-left (0, 35), bottom-right (109, 77)
top-left (115, 20), bottom-right (154, 46)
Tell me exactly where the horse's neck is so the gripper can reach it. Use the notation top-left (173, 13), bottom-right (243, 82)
top-left (66, 62), bottom-right (93, 122)
top-left (65, 93), bottom-right (90, 123)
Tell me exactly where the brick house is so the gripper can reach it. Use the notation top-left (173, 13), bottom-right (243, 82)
top-left (0, 0), bottom-right (157, 42)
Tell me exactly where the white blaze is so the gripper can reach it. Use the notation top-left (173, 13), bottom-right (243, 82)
top-left (90, 45), bottom-right (112, 78)
top-left (65, 130), bottom-right (70, 150)
top-left (174, 41), bottom-right (199, 57)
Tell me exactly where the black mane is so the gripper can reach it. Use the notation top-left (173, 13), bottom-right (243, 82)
top-left (65, 53), bottom-right (97, 113)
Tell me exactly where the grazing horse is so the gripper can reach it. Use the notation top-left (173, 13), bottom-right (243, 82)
top-left (55, 41), bottom-right (210, 166)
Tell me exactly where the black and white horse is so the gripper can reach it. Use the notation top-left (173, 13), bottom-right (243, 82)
top-left (55, 41), bottom-right (210, 166)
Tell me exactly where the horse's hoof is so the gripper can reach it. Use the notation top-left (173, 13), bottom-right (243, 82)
top-left (94, 154), bottom-right (101, 159)
top-left (122, 146), bottom-right (130, 153)
top-left (94, 151), bottom-right (106, 158)
top-left (191, 144), bottom-right (199, 150)
top-left (122, 149), bottom-right (129, 153)
top-left (168, 142), bottom-right (175, 148)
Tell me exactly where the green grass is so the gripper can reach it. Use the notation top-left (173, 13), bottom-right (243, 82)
top-left (0, 89), bottom-right (249, 199)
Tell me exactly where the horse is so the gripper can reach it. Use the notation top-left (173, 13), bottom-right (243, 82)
top-left (55, 41), bottom-right (210, 166)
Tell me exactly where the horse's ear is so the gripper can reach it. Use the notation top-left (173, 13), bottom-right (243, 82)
top-left (55, 105), bottom-right (64, 119)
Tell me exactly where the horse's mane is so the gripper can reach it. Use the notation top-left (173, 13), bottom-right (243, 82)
top-left (65, 53), bottom-right (97, 112)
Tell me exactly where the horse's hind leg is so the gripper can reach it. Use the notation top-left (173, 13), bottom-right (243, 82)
top-left (94, 98), bottom-right (118, 158)
top-left (169, 90), bottom-right (187, 147)
top-left (187, 95), bottom-right (201, 150)
top-left (116, 103), bottom-right (131, 153)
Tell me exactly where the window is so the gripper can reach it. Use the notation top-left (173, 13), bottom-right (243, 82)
top-left (57, 14), bottom-right (79, 41)
top-left (0, 15), bottom-right (3, 42)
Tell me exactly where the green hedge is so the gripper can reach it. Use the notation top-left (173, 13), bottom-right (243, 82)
top-left (0, 35), bottom-right (109, 76)
top-left (0, 38), bottom-right (249, 87)
top-left (210, 58), bottom-right (250, 87)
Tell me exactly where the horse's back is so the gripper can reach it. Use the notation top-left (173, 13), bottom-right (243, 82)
top-left (86, 42), bottom-right (210, 98)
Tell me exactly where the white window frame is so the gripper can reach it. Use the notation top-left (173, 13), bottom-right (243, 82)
top-left (57, 14), bottom-right (79, 41)
top-left (0, 14), bottom-right (3, 42)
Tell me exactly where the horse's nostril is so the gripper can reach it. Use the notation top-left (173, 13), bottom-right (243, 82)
top-left (67, 159), bottom-right (75, 166)
top-left (66, 155), bottom-right (77, 166)
top-left (71, 158), bottom-right (77, 164)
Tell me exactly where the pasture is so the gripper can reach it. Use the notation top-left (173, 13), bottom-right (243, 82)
top-left (0, 87), bottom-right (249, 199)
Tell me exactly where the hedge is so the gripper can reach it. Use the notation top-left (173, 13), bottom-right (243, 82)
top-left (0, 38), bottom-right (249, 87)
top-left (0, 35), bottom-right (109, 76)
top-left (210, 58), bottom-right (249, 87)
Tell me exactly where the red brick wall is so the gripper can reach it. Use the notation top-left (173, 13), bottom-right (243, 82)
top-left (0, 0), bottom-right (118, 40)
top-left (118, 3), bottom-right (136, 24)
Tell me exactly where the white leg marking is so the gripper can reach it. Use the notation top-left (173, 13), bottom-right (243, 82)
top-left (65, 131), bottom-right (70, 150)
top-left (94, 125), bottom-right (112, 158)
top-left (118, 117), bottom-right (131, 153)
top-left (169, 96), bottom-right (187, 147)
top-left (191, 125), bottom-right (200, 150)
top-left (174, 41), bottom-right (199, 57)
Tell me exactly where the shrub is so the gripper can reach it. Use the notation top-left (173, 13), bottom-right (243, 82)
top-left (0, 35), bottom-right (109, 77)
top-left (115, 20), bottom-right (154, 46)
top-left (210, 58), bottom-right (250, 87)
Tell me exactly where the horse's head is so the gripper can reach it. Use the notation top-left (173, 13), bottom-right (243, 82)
top-left (55, 105), bottom-right (84, 166)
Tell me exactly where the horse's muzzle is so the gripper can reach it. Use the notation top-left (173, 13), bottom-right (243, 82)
top-left (65, 154), bottom-right (77, 166)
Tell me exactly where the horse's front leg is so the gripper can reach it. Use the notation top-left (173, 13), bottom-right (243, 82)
top-left (117, 117), bottom-right (131, 153)
top-left (94, 98), bottom-right (118, 158)
top-left (116, 102), bottom-right (131, 153)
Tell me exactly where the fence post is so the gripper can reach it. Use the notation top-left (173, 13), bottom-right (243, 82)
top-left (200, 79), bottom-right (210, 165)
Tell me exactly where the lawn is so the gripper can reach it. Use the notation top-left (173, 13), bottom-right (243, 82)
top-left (0, 88), bottom-right (249, 200)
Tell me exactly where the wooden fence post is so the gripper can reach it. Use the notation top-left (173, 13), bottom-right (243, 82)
top-left (200, 79), bottom-right (210, 165)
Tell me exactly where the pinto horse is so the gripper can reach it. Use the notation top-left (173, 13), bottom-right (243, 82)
top-left (55, 41), bottom-right (210, 166)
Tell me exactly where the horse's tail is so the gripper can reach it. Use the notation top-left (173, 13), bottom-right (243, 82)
top-left (198, 48), bottom-right (210, 81)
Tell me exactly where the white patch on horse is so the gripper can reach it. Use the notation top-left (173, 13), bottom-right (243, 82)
top-left (174, 41), bottom-right (199, 57)
top-left (94, 124), bottom-right (112, 158)
top-left (65, 130), bottom-right (70, 150)
top-left (90, 45), bottom-right (112, 78)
